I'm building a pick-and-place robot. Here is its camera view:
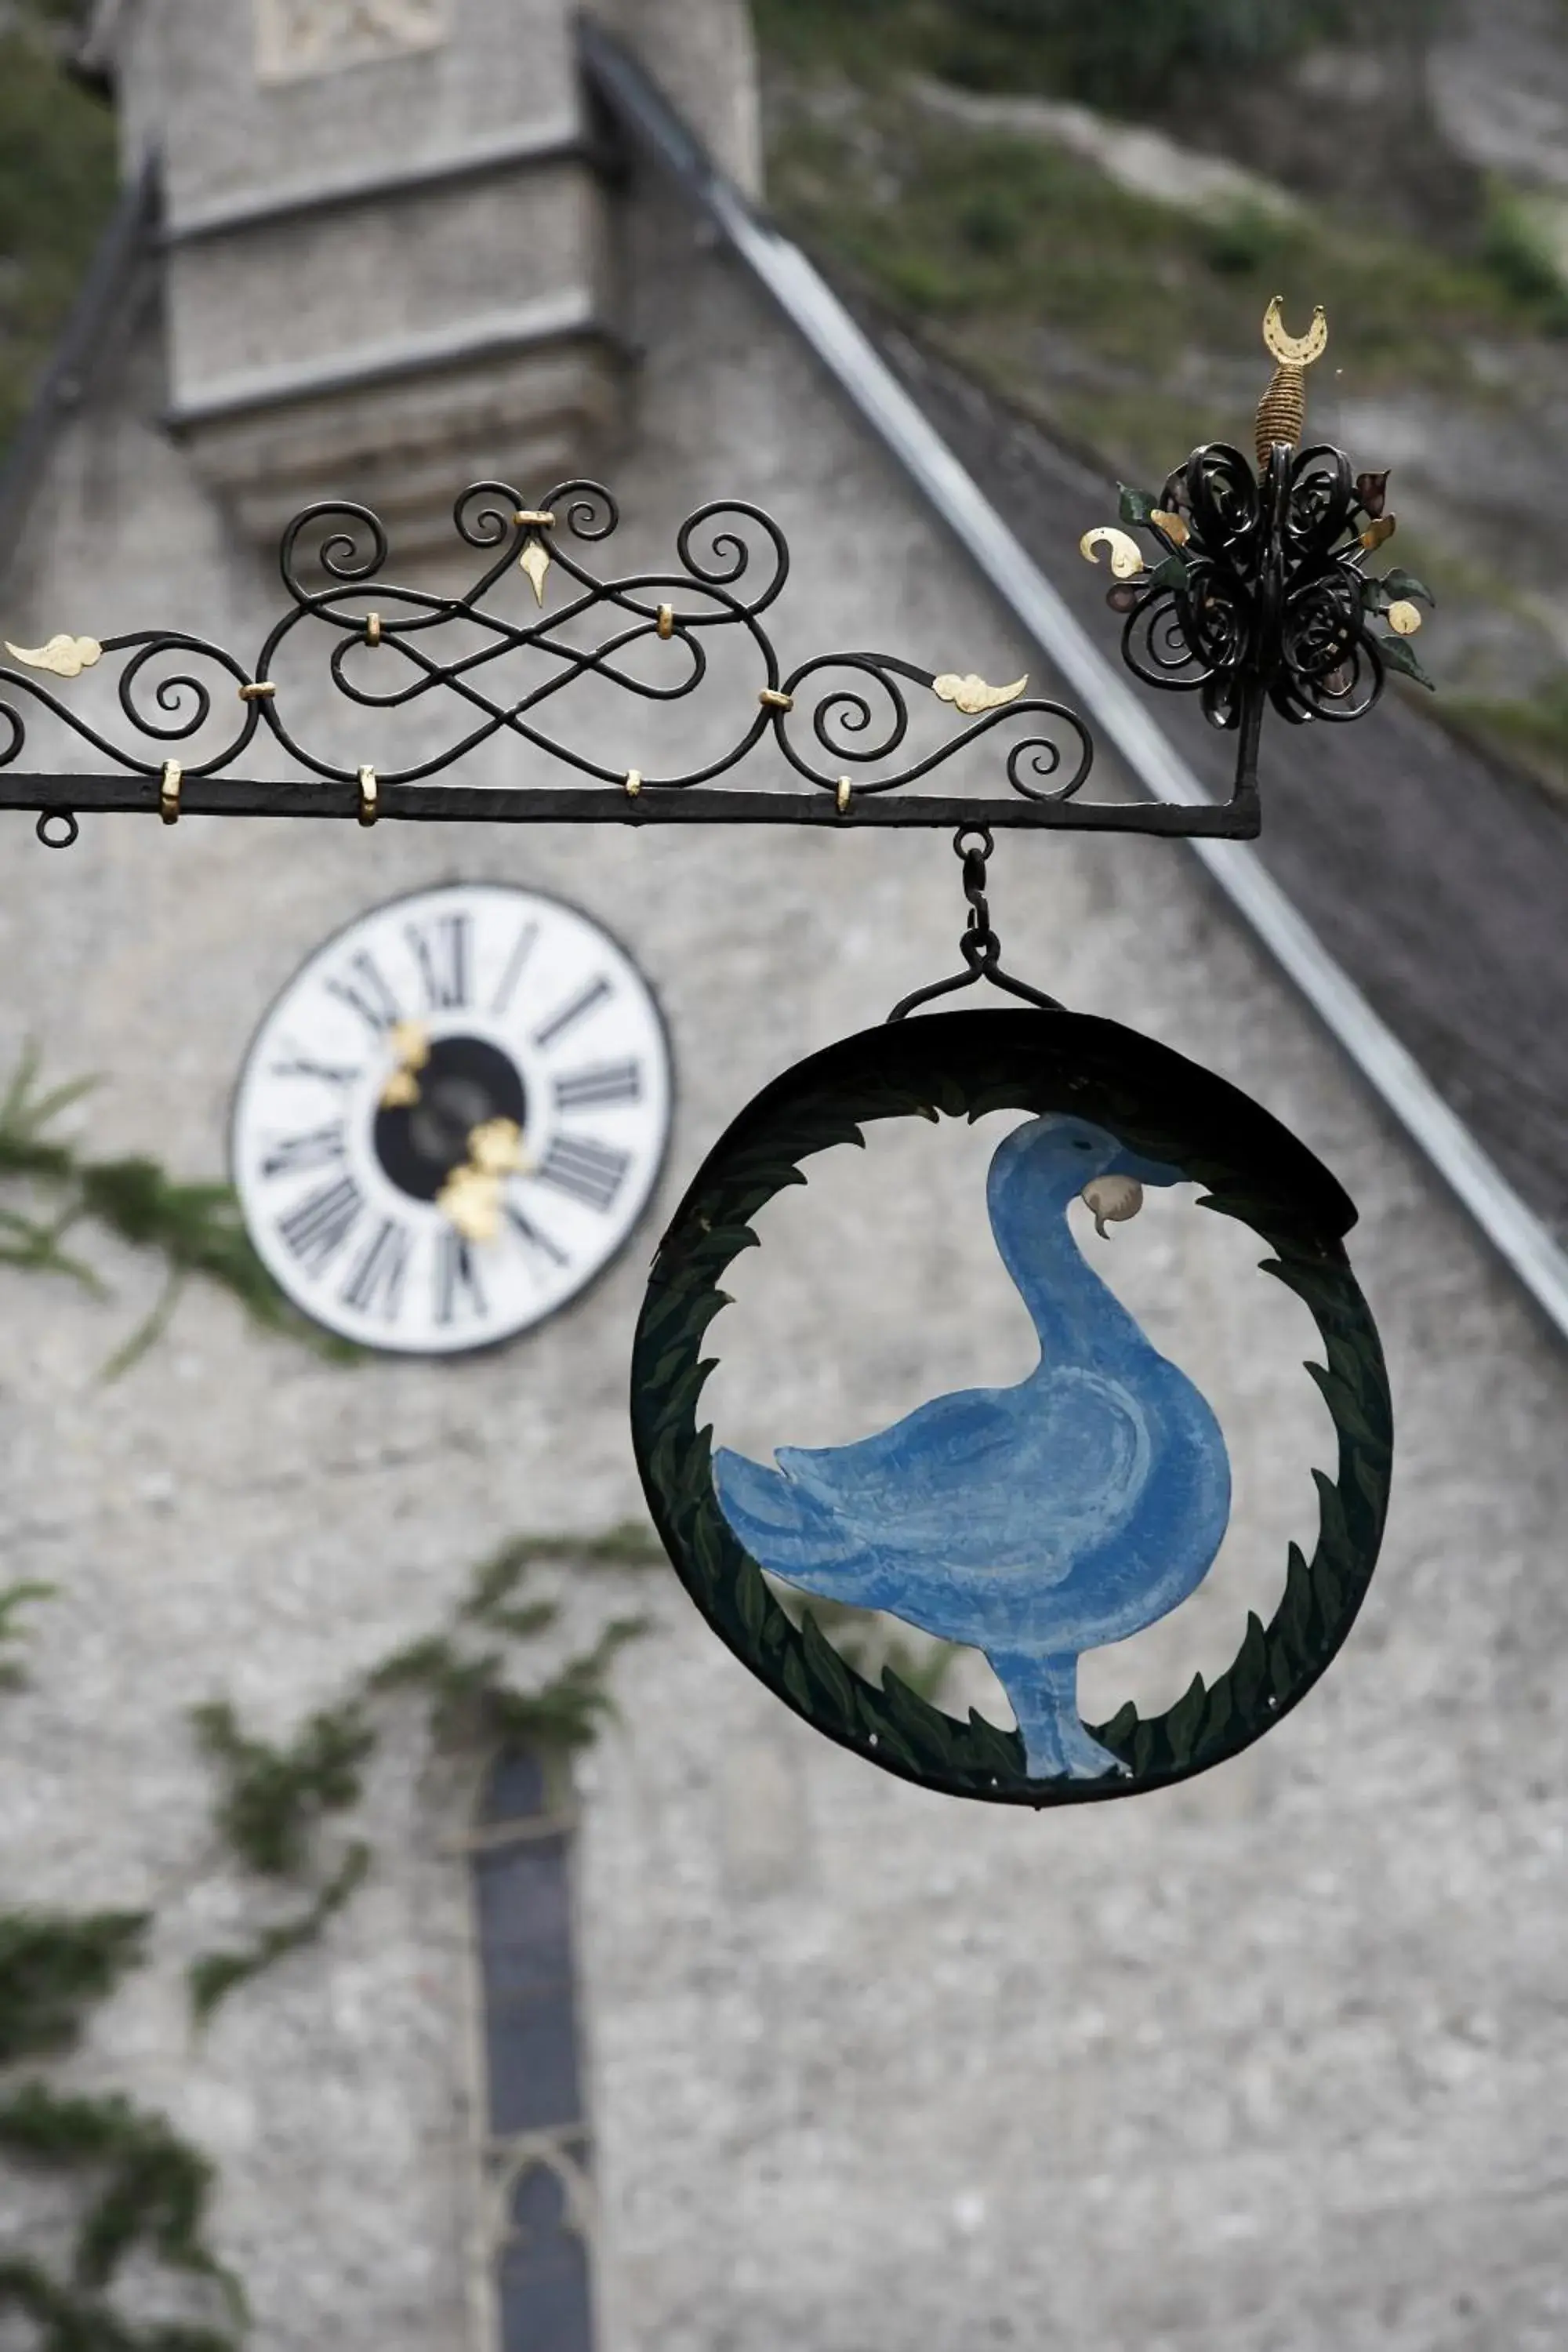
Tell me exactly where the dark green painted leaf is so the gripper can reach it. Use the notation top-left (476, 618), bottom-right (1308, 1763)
top-left (735, 1563), bottom-right (771, 1642)
top-left (1380, 567), bottom-right (1434, 608)
top-left (800, 1611), bottom-right (858, 1717)
top-left (1377, 633), bottom-right (1435, 690)
top-left (781, 1650), bottom-right (813, 1716)
top-left (1232, 1610), bottom-right (1269, 1720)
top-left (1118, 484), bottom-right (1160, 525)
top-left (1164, 1674), bottom-right (1207, 1766)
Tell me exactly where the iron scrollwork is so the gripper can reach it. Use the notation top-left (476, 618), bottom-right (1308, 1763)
top-left (1, 479), bottom-right (1130, 838)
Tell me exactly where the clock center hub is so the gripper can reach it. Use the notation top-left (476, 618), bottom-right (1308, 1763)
top-left (373, 1034), bottom-right (527, 1202)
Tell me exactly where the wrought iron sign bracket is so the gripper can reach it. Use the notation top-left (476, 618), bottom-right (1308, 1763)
top-left (0, 479), bottom-right (1261, 848)
top-left (1, 302), bottom-right (1417, 851)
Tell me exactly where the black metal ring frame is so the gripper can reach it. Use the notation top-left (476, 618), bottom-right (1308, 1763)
top-left (631, 1007), bottom-right (1392, 1806)
top-left (0, 477), bottom-right (1264, 840)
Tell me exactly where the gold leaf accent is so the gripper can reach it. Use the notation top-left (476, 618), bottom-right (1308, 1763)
top-left (519, 535), bottom-right (551, 607)
top-left (1261, 296), bottom-right (1328, 369)
top-left (437, 1117), bottom-right (530, 1242)
top-left (4, 633), bottom-right (103, 680)
top-left (389, 1019), bottom-right (430, 1071)
top-left (1079, 526), bottom-right (1146, 581)
top-left (469, 1116), bottom-right (526, 1177)
top-left (1150, 508), bottom-right (1189, 546)
top-left (379, 1018), bottom-right (430, 1109)
top-left (1387, 599), bottom-right (1422, 636)
top-left (1359, 515), bottom-right (1397, 553)
top-left (437, 1165), bottom-right (502, 1246)
top-left (931, 670), bottom-right (1030, 716)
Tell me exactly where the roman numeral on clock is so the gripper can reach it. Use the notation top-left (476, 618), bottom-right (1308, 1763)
top-left (535, 1133), bottom-right (630, 1213)
top-left (552, 1060), bottom-right (642, 1111)
top-left (325, 950), bottom-right (401, 1036)
top-left (340, 1217), bottom-right (412, 1321)
top-left (269, 1055), bottom-right (362, 1091)
top-left (434, 1227), bottom-right (488, 1325)
top-left (532, 974), bottom-right (612, 1049)
top-left (405, 913), bottom-right (470, 1011)
top-left (278, 1173), bottom-right (364, 1274)
top-left (261, 1123), bottom-right (347, 1178)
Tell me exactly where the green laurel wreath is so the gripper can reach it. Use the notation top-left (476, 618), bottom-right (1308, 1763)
top-left (632, 1009), bottom-right (1392, 1806)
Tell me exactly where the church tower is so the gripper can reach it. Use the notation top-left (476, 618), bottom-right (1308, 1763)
top-left (97, 0), bottom-right (758, 543)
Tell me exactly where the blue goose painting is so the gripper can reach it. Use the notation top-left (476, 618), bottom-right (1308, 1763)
top-left (713, 1114), bottom-right (1232, 1780)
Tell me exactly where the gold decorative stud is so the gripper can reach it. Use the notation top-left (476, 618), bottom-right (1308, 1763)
top-left (365, 612), bottom-right (382, 648)
top-left (358, 764), bottom-right (379, 827)
top-left (159, 760), bottom-right (182, 826)
top-left (4, 633), bottom-right (102, 679)
top-left (624, 769), bottom-right (643, 797)
top-left (759, 688), bottom-right (794, 712)
top-left (932, 670), bottom-right (1030, 715)
top-left (513, 510), bottom-right (556, 530)
top-left (657, 604), bottom-right (675, 641)
top-left (238, 680), bottom-right (276, 702)
top-left (836, 777), bottom-right (852, 813)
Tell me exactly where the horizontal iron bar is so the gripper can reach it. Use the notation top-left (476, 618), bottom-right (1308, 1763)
top-left (0, 775), bottom-right (1260, 834)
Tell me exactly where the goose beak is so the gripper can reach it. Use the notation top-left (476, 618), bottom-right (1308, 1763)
top-left (1081, 1174), bottom-right (1145, 1239)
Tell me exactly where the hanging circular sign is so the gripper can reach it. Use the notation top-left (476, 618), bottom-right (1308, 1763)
top-left (632, 1007), bottom-right (1391, 1806)
top-left (233, 882), bottom-right (672, 1355)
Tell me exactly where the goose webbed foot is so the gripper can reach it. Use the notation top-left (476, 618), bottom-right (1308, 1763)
top-left (989, 1650), bottom-right (1124, 1782)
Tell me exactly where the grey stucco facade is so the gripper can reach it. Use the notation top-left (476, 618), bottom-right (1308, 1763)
top-left (2, 6), bottom-right (1566, 2350)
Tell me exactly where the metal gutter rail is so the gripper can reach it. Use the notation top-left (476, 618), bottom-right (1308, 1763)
top-left (579, 18), bottom-right (1568, 1346)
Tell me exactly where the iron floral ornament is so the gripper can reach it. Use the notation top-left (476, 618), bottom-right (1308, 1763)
top-left (1081, 298), bottom-right (1435, 806)
top-left (631, 1004), bottom-right (1392, 1806)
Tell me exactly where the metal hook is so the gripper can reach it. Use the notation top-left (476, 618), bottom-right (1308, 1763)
top-left (887, 824), bottom-right (1062, 1021)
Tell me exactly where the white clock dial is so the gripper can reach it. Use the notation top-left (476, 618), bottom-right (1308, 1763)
top-left (231, 884), bottom-right (673, 1355)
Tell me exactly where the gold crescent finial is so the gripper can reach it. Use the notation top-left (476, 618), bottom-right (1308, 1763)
top-left (1256, 298), bottom-right (1329, 469)
top-left (1262, 296), bottom-right (1328, 369)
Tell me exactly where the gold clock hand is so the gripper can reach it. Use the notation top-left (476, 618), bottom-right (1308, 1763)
top-left (436, 1118), bottom-right (532, 1244)
top-left (379, 1018), bottom-right (431, 1109)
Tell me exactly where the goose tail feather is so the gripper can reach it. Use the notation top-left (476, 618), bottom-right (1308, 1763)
top-left (713, 1446), bottom-right (868, 1599)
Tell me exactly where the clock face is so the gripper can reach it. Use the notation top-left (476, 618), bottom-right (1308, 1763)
top-left (231, 883), bottom-right (673, 1355)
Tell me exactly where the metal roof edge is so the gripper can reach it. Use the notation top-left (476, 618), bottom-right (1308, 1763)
top-left (579, 15), bottom-right (1568, 1346)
